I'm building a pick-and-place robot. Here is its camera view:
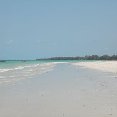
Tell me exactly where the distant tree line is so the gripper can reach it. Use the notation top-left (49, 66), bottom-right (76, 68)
top-left (0, 55), bottom-right (117, 62)
top-left (37, 55), bottom-right (117, 60)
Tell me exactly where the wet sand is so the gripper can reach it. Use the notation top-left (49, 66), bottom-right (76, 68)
top-left (0, 62), bottom-right (117, 117)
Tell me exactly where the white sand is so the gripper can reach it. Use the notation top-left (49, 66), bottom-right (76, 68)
top-left (71, 61), bottom-right (117, 73)
top-left (0, 62), bottom-right (117, 117)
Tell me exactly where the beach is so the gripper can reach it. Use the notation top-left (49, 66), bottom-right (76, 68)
top-left (71, 61), bottom-right (117, 73)
top-left (0, 61), bottom-right (117, 117)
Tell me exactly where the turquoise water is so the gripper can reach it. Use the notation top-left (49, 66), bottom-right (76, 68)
top-left (0, 60), bottom-right (97, 69)
top-left (0, 60), bottom-right (58, 84)
top-left (0, 60), bottom-right (40, 69)
top-left (0, 60), bottom-right (101, 85)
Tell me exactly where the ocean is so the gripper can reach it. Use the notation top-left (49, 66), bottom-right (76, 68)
top-left (0, 60), bottom-right (59, 85)
top-left (0, 60), bottom-right (108, 85)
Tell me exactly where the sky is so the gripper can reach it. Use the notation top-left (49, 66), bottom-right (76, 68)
top-left (0, 0), bottom-right (117, 59)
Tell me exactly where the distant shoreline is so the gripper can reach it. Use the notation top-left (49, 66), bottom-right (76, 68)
top-left (0, 55), bottom-right (117, 62)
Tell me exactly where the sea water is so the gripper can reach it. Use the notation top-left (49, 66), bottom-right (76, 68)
top-left (0, 60), bottom-right (97, 85)
top-left (0, 60), bottom-right (58, 85)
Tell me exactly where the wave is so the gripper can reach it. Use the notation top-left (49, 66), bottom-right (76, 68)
top-left (0, 62), bottom-right (57, 85)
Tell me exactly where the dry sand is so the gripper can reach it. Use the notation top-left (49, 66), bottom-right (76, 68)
top-left (71, 61), bottom-right (117, 73)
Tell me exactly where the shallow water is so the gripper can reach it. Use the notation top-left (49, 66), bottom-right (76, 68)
top-left (0, 60), bottom-right (90, 85)
top-left (0, 60), bottom-right (57, 85)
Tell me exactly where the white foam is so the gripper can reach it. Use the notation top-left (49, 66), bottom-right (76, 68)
top-left (0, 62), bottom-right (57, 85)
top-left (0, 69), bottom-right (11, 73)
top-left (14, 66), bottom-right (25, 70)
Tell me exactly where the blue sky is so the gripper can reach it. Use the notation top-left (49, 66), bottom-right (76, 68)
top-left (0, 0), bottom-right (117, 59)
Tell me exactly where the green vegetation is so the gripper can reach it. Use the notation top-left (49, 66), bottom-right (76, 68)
top-left (0, 55), bottom-right (117, 62)
top-left (37, 55), bottom-right (117, 61)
